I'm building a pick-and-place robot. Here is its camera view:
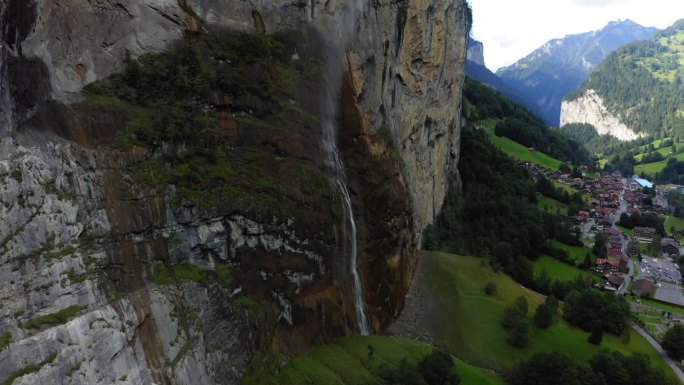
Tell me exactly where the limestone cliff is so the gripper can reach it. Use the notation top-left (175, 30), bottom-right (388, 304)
top-left (0, 0), bottom-right (470, 384)
top-left (560, 89), bottom-right (643, 141)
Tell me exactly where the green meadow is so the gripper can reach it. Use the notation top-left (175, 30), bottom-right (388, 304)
top-left (419, 252), bottom-right (674, 378)
top-left (635, 152), bottom-right (684, 176)
top-left (665, 215), bottom-right (684, 235)
top-left (532, 255), bottom-right (600, 282)
top-left (242, 335), bottom-right (505, 385)
top-left (537, 196), bottom-right (568, 215)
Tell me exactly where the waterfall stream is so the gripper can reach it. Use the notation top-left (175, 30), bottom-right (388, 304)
top-left (322, 116), bottom-right (369, 335)
top-left (316, 0), bottom-right (368, 335)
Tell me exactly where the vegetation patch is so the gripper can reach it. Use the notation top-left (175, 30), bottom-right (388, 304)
top-left (154, 262), bottom-right (233, 286)
top-left (81, 30), bottom-right (334, 222)
top-left (0, 331), bottom-right (10, 351)
top-left (1, 352), bottom-right (57, 385)
top-left (24, 305), bottom-right (87, 330)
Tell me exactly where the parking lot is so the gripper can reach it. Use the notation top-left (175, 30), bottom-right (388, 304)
top-left (638, 257), bottom-right (682, 284)
top-left (655, 282), bottom-right (684, 306)
top-left (636, 256), bottom-right (684, 305)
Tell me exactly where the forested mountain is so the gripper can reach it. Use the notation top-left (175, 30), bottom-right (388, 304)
top-left (564, 19), bottom-right (684, 138)
top-left (463, 78), bottom-right (590, 165)
top-left (497, 19), bottom-right (658, 126)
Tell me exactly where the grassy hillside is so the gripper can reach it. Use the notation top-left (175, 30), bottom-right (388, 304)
top-left (635, 152), bottom-right (684, 176)
top-left (419, 252), bottom-right (674, 378)
top-left (242, 335), bottom-right (505, 385)
top-left (665, 215), bottom-right (684, 235)
top-left (532, 255), bottom-right (599, 282)
top-left (552, 241), bottom-right (594, 263)
top-left (482, 120), bottom-right (563, 170)
top-left (537, 196), bottom-right (568, 215)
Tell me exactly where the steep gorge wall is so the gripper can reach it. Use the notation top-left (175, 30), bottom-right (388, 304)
top-left (0, 0), bottom-right (470, 384)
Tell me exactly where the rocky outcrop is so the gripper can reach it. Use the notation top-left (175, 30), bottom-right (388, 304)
top-left (0, 136), bottom-right (263, 385)
top-left (560, 89), bottom-right (643, 141)
top-left (0, 0), bottom-right (470, 384)
top-left (467, 37), bottom-right (485, 67)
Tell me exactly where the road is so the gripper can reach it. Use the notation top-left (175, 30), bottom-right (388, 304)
top-left (633, 325), bottom-right (684, 384)
top-left (617, 179), bottom-right (633, 294)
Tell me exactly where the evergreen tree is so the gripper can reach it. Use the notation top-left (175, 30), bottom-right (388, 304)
top-left (662, 324), bottom-right (684, 361)
top-left (534, 303), bottom-right (553, 329)
top-left (588, 324), bottom-right (603, 345)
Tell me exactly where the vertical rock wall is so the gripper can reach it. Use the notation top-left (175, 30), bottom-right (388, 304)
top-left (0, 1), bottom-right (470, 384)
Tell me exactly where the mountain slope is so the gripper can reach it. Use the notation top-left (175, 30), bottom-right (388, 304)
top-left (466, 38), bottom-right (545, 120)
top-left (562, 19), bottom-right (684, 139)
top-left (497, 19), bottom-right (658, 126)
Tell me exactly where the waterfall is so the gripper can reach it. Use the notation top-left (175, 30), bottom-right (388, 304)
top-left (314, 0), bottom-right (368, 335)
top-left (321, 72), bottom-right (369, 336)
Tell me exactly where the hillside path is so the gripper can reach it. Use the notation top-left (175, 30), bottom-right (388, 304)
top-left (633, 325), bottom-right (684, 383)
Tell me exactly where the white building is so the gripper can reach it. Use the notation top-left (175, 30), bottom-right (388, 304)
top-left (633, 177), bottom-right (653, 189)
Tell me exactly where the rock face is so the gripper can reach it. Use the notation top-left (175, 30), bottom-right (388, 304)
top-left (560, 89), bottom-right (643, 141)
top-left (467, 38), bottom-right (485, 67)
top-left (0, 0), bottom-right (470, 384)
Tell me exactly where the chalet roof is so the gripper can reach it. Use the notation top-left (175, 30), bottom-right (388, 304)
top-left (607, 275), bottom-right (625, 286)
top-left (661, 238), bottom-right (681, 248)
top-left (633, 279), bottom-right (654, 293)
top-left (596, 258), bottom-right (622, 268)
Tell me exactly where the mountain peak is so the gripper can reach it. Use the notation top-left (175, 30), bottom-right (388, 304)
top-left (607, 18), bottom-right (637, 27)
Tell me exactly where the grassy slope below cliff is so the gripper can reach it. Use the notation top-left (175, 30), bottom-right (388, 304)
top-left (392, 252), bottom-right (674, 379)
top-left (242, 335), bottom-right (505, 385)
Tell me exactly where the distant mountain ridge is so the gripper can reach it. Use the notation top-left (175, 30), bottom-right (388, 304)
top-left (562, 19), bottom-right (684, 139)
top-left (496, 19), bottom-right (658, 126)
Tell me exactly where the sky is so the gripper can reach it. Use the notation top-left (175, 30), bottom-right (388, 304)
top-left (469, 0), bottom-right (684, 71)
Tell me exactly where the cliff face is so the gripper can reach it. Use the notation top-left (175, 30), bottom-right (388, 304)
top-left (0, 0), bottom-right (470, 384)
top-left (560, 89), bottom-right (643, 141)
top-left (467, 38), bottom-right (485, 67)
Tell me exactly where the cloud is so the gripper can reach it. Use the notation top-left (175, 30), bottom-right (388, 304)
top-left (469, 0), bottom-right (684, 70)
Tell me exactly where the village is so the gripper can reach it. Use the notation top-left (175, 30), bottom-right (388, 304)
top-left (520, 161), bottom-right (684, 340)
